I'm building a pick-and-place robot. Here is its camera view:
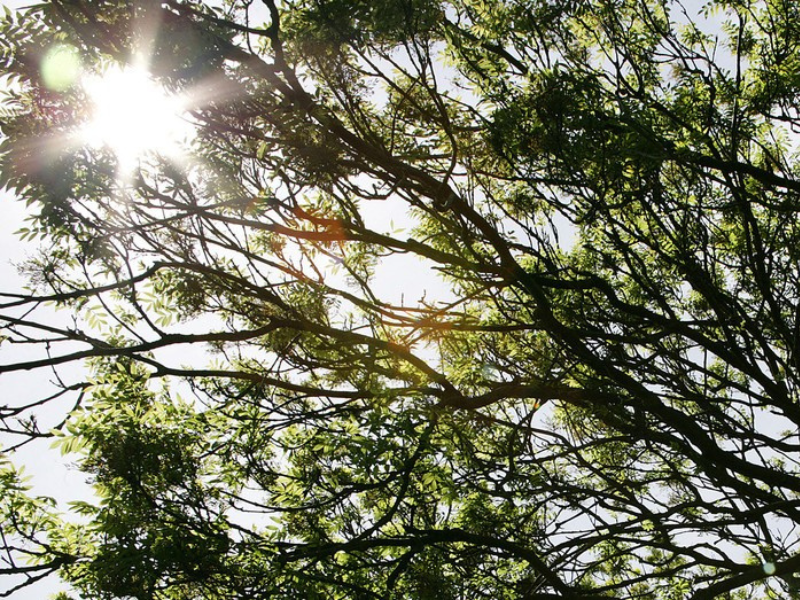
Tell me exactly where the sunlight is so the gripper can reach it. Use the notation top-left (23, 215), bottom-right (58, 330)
top-left (81, 64), bottom-right (192, 172)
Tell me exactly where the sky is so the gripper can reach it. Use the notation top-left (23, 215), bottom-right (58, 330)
top-left (0, 2), bottom-right (449, 597)
top-left (0, 0), bottom-right (723, 598)
top-left (0, 3), bottom-right (94, 599)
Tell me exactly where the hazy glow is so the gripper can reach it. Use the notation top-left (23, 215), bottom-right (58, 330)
top-left (41, 44), bottom-right (82, 91)
top-left (81, 65), bottom-right (191, 171)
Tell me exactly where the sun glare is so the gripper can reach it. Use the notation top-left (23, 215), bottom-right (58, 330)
top-left (81, 65), bottom-right (192, 171)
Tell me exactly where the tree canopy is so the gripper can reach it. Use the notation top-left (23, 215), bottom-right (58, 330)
top-left (3, 0), bottom-right (800, 598)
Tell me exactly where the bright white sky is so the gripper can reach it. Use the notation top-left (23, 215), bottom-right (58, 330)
top-left (0, 5), bottom-right (93, 600)
top-left (0, 0), bottom-right (721, 598)
top-left (0, 2), bottom-right (444, 598)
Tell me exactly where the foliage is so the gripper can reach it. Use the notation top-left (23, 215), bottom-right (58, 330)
top-left (3, 0), bottom-right (800, 598)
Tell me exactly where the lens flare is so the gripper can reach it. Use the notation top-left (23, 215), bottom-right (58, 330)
top-left (81, 64), bottom-right (192, 172)
top-left (40, 44), bottom-right (82, 91)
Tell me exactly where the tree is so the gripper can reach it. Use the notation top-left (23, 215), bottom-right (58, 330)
top-left (2, 0), bottom-right (800, 597)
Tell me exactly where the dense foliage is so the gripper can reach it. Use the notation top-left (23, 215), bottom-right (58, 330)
top-left (3, 0), bottom-right (800, 598)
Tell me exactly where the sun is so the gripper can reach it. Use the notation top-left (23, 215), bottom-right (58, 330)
top-left (81, 64), bottom-right (192, 172)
